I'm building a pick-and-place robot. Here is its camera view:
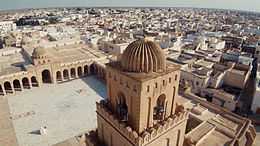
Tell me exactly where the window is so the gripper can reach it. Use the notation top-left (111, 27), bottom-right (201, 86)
top-left (175, 75), bottom-right (178, 81)
top-left (155, 82), bottom-right (158, 88)
top-left (163, 80), bottom-right (166, 86)
top-left (169, 78), bottom-right (172, 83)
top-left (116, 92), bottom-right (128, 121)
top-left (147, 85), bottom-right (150, 92)
top-left (153, 94), bottom-right (166, 121)
top-left (133, 85), bottom-right (137, 92)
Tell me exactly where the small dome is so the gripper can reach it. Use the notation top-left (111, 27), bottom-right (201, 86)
top-left (32, 47), bottom-right (47, 58)
top-left (121, 38), bottom-right (166, 73)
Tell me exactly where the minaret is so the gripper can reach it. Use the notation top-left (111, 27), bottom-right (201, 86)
top-left (96, 39), bottom-right (188, 146)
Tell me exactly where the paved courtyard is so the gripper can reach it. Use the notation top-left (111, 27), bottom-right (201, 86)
top-left (7, 76), bottom-right (106, 146)
top-left (0, 98), bottom-right (18, 146)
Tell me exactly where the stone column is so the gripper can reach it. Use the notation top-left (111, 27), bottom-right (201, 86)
top-left (10, 83), bottom-right (15, 94)
top-left (75, 68), bottom-right (79, 78)
top-left (2, 87), bottom-right (6, 96)
top-left (52, 72), bottom-right (57, 84)
top-left (20, 80), bottom-right (24, 91)
top-left (28, 79), bottom-right (32, 89)
top-left (68, 69), bottom-right (71, 80)
top-left (61, 71), bottom-right (64, 81)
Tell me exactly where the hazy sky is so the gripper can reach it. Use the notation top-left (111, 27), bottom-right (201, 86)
top-left (0, 0), bottom-right (260, 12)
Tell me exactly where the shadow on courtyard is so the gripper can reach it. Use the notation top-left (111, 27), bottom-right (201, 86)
top-left (29, 130), bottom-right (41, 135)
top-left (80, 76), bottom-right (106, 99)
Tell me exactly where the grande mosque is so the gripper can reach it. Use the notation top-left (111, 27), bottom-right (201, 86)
top-left (0, 37), bottom-right (256, 146)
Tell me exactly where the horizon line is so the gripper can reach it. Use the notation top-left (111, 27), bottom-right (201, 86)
top-left (0, 6), bottom-right (260, 14)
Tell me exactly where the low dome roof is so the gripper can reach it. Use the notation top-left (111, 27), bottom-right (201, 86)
top-left (32, 47), bottom-right (47, 58)
top-left (121, 38), bottom-right (166, 73)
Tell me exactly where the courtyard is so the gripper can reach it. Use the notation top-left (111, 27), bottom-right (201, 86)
top-left (7, 76), bottom-right (106, 146)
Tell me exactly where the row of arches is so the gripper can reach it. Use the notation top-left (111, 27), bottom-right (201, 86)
top-left (115, 93), bottom-right (167, 122)
top-left (0, 63), bottom-right (101, 96)
top-left (115, 87), bottom-right (176, 124)
top-left (55, 65), bottom-right (89, 83)
top-left (0, 76), bottom-right (39, 95)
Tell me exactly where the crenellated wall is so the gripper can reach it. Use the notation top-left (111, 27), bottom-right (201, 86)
top-left (96, 100), bottom-right (188, 146)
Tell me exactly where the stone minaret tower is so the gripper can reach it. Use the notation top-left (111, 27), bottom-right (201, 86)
top-left (96, 38), bottom-right (188, 146)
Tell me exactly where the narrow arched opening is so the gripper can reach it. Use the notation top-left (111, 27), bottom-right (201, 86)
top-left (77, 67), bottom-right (83, 77)
top-left (56, 71), bottom-right (62, 81)
top-left (153, 94), bottom-right (166, 121)
top-left (4, 82), bottom-right (13, 94)
top-left (13, 79), bottom-right (22, 91)
top-left (116, 92), bottom-right (128, 121)
top-left (84, 65), bottom-right (88, 76)
top-left (71, 68), bottom-right (76, 78)
top-left (63, 69), bottom-right (69, 80)
top-left (22, 77), bottom-right (30, 89)
top-left (42, 69), bottom-right (52, 83)
top-left (31, 76), bottom-right (39, 87)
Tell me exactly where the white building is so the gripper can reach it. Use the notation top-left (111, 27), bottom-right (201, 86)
top-left (0, 21), bottom-right (17, 34)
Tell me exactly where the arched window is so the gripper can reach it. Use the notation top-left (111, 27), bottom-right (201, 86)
top-left (116, 92), bottom-right (128, 121)
top-left (153, 94), bottom-right (166, 121)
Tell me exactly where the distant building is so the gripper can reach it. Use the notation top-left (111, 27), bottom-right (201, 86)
top-left (0, 21), bottom-right (16, 35)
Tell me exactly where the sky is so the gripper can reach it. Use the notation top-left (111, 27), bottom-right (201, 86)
top-left (0, 0), bottom-right (260, 12)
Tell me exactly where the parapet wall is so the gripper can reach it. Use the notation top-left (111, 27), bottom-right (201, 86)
top-left (96, 100), bottom-right (189, 146)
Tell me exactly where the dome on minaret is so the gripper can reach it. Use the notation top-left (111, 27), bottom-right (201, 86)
top-left (121, 38), bottom-right (166, 73)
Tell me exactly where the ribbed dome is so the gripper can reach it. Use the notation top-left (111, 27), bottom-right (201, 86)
top-left (121, 38), bottom-right (166, 73)
top-left (32, 47), bottom-right (47, 58)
